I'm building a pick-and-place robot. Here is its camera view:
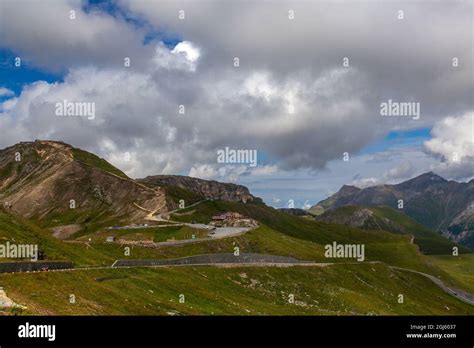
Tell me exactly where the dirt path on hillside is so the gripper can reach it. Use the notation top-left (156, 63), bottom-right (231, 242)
top-left (146, 199), bottom-right (208, 222)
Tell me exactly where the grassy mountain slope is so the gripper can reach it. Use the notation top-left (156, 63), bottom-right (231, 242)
top-left (168, 200), bottom-right (456, 274)
top-left (315, 205), bottom-right (467, 255)
top-left (427, 254), bottom-right (474, 294)
top-left (70, 147), bottom-right (128, 179)
top-left (80, 225), bottom-right (209, 243)
top-left (1, 263), bottom-right (472, 315)
top-left (0, 208), bottom-right (208, 267)
top-left (0, 202), bottom-right (453, 284)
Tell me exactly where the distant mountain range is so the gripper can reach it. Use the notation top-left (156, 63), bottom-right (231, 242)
top-left (310, 172), bottom-right (474, 249)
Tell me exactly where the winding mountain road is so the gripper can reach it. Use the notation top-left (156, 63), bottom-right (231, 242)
top-left (390, 266), bottom-right (474, 305)
top-left (141, 199), bottom-right (255, 243)
top-left (1, 256), bottom-right (472, 306)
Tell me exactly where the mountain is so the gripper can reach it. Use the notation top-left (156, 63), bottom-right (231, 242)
top-left (310, 172), bottom-right (474, 248)
top-left (138, 175), bottom-right (261, 209)
top-left (315, 205), bottom-right (467, 254)
top-left (278, 208), bottom-right (315, 217)
top-left (0, 140), bottom-right (167, 233)
top-left (310, 185), bottom-right (361, 215)
top-left (0, 141), bottom-right (262, 235)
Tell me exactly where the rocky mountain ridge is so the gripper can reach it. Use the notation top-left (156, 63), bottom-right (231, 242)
top-left (139, 175), bottom-right (258, 204)
top-left (310, 172), bottom-right (474, 248)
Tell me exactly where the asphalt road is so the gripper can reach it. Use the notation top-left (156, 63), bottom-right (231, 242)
top-left (390, 266), bottom-right (474, 306)
top-left (2, 256), bottom-right (472, 306)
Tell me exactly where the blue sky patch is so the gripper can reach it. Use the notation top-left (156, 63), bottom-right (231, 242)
top-left (0, 49), bottom-right (64, 97)
top-left (361, 128), bottom-right (431, 154)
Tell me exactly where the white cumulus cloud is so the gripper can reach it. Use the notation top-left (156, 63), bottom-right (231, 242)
top-left (425, 112), bottom-right (474, 163)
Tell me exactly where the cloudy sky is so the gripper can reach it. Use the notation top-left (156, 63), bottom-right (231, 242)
top-left (0, 0), bottom-right (473, 208)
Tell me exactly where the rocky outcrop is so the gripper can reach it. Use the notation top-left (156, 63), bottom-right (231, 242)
top-left (139, 175), bottom-right (257, 203)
